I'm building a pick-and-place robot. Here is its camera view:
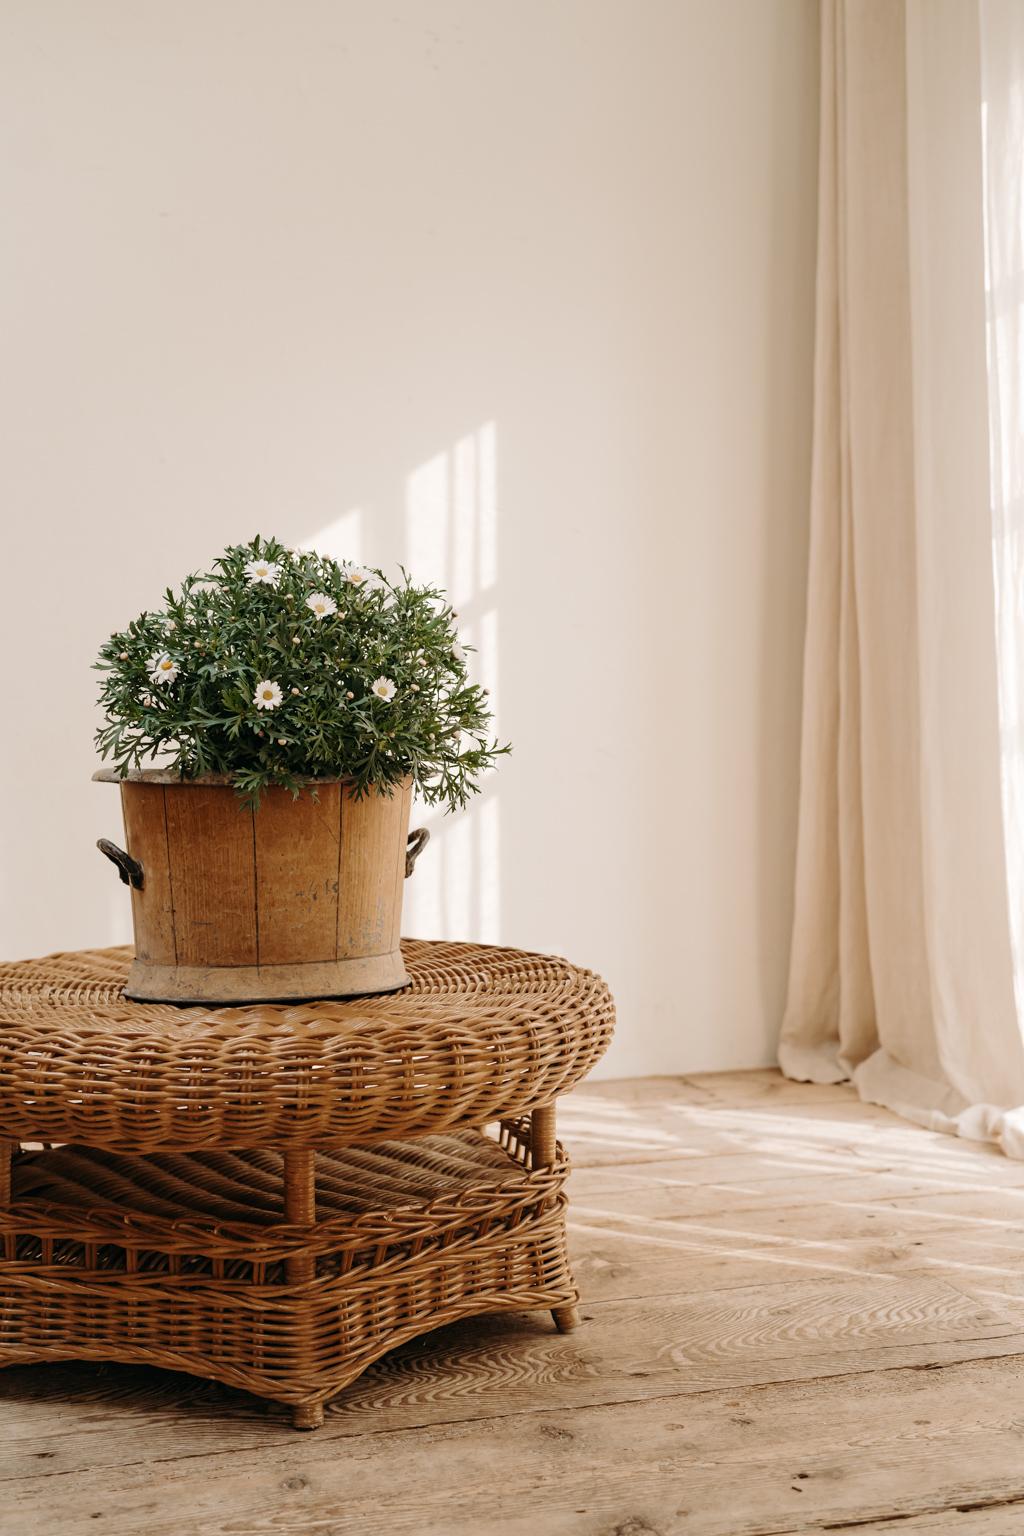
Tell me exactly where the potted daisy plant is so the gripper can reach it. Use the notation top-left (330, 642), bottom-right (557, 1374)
top-left (94, 535), bottom-right (507, 1003)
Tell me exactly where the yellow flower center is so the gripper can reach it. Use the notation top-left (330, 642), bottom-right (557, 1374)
top-left (262, 689), bottom-right (274, 700)
top-left (160, 659), bottom-right (173, 671)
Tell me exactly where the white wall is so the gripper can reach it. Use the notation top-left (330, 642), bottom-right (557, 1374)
top-left (0, 0), bottom-right (818, 1077)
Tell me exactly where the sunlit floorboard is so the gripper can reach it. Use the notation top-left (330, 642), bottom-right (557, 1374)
top-left (4, 1070), bottom-right (1024, 1535)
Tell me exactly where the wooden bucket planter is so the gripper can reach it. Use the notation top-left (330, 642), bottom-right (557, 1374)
top-left (94, 770), bottom-right (428, 1003)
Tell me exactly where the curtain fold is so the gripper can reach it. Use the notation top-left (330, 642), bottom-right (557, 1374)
top-left (780, 0), bottom-right (1024, 1156)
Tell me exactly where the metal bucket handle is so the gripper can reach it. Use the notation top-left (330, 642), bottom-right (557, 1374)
top-left (97, 839), bottom-right (144, 890)
top-left (405, 828), bottom-right (429, 878)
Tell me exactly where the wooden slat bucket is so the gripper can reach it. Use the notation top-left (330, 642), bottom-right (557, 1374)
top-left (94, 770), bottom-right (427, 1002)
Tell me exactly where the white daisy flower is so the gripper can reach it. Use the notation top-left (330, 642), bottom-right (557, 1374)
top-left (148, 652), bottom-right (179, 685)
top-left (341, 562), bottom-right (383, 591)
top-left (451, 639), bottom-right (466, 663)
top-left (306, 591), bottom-right (337, 619)
top-left (371, 676), bottom-right (397, 702)
top-left (253, 679), bottom-right (283, 710)
top-left (245, 558), bottom-right (281, 586)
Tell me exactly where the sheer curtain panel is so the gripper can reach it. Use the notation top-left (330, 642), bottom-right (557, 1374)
top-left (780, 0), bottom-right (1024, 1157)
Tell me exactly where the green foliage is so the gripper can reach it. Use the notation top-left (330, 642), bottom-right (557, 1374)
top-left (94, 536), bottom-right (509, 810)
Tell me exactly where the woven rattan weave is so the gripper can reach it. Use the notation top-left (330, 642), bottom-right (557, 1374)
top-left (0, 940), bottom-right (614, 1427)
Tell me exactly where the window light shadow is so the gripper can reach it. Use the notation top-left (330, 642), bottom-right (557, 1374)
top-left (303, 421), bottom-right (501, 947)
top-left (402, 421), bottom-right (500, 944)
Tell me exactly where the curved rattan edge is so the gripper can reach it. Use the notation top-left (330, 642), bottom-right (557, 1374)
top-left (0, 1188), bottom-right (570, 1297)
top-left (0, 939), bottom-right (595, 1017)
top-left (0, 941), bottom-right (615, 1150)
top-left (3, 1146), bottom-right (570, 1259)
top-left (0, 1277), bottom-right (580, 1411)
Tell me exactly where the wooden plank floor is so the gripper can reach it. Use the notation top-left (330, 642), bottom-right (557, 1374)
top-left (4, 1070), bottom-right (1024, 1535)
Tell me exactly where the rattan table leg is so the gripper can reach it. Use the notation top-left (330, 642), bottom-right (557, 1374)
top-left (0, 1140), bottom-right (12, 1208)
top-left (530, 1103), bottom-right (580, 1333)
top-left (283, 1148), bottom-right (324, 1430)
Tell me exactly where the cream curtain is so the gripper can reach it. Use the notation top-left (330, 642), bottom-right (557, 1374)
top-left (780, 0), bottom-right (1024, 1156)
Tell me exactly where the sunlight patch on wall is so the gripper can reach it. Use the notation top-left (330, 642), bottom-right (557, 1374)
top-left (300, 506), bottom-right (363, 565)
top-left (402, 421), bottom-right (501, 944)
top-left (404, 454), bottom-right (448, 586)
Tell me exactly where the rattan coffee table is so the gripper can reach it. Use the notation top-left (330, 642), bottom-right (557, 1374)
top-left (0, 939), bottom-right (613, 1428)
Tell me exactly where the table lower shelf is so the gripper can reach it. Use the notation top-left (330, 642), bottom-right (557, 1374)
top-left (0, 1120), bottom-right (578, 1426)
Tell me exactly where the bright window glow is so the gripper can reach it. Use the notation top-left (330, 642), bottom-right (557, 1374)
top-left (403, 423), bottom-right (500, 942)
top-left (294, 422), bottom-right (498, 946)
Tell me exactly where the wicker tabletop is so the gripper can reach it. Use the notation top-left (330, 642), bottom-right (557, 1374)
top-left (0, 939), bottom-right (614, 1151)
top-left (0, 939), bottom-right (614, 1427)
